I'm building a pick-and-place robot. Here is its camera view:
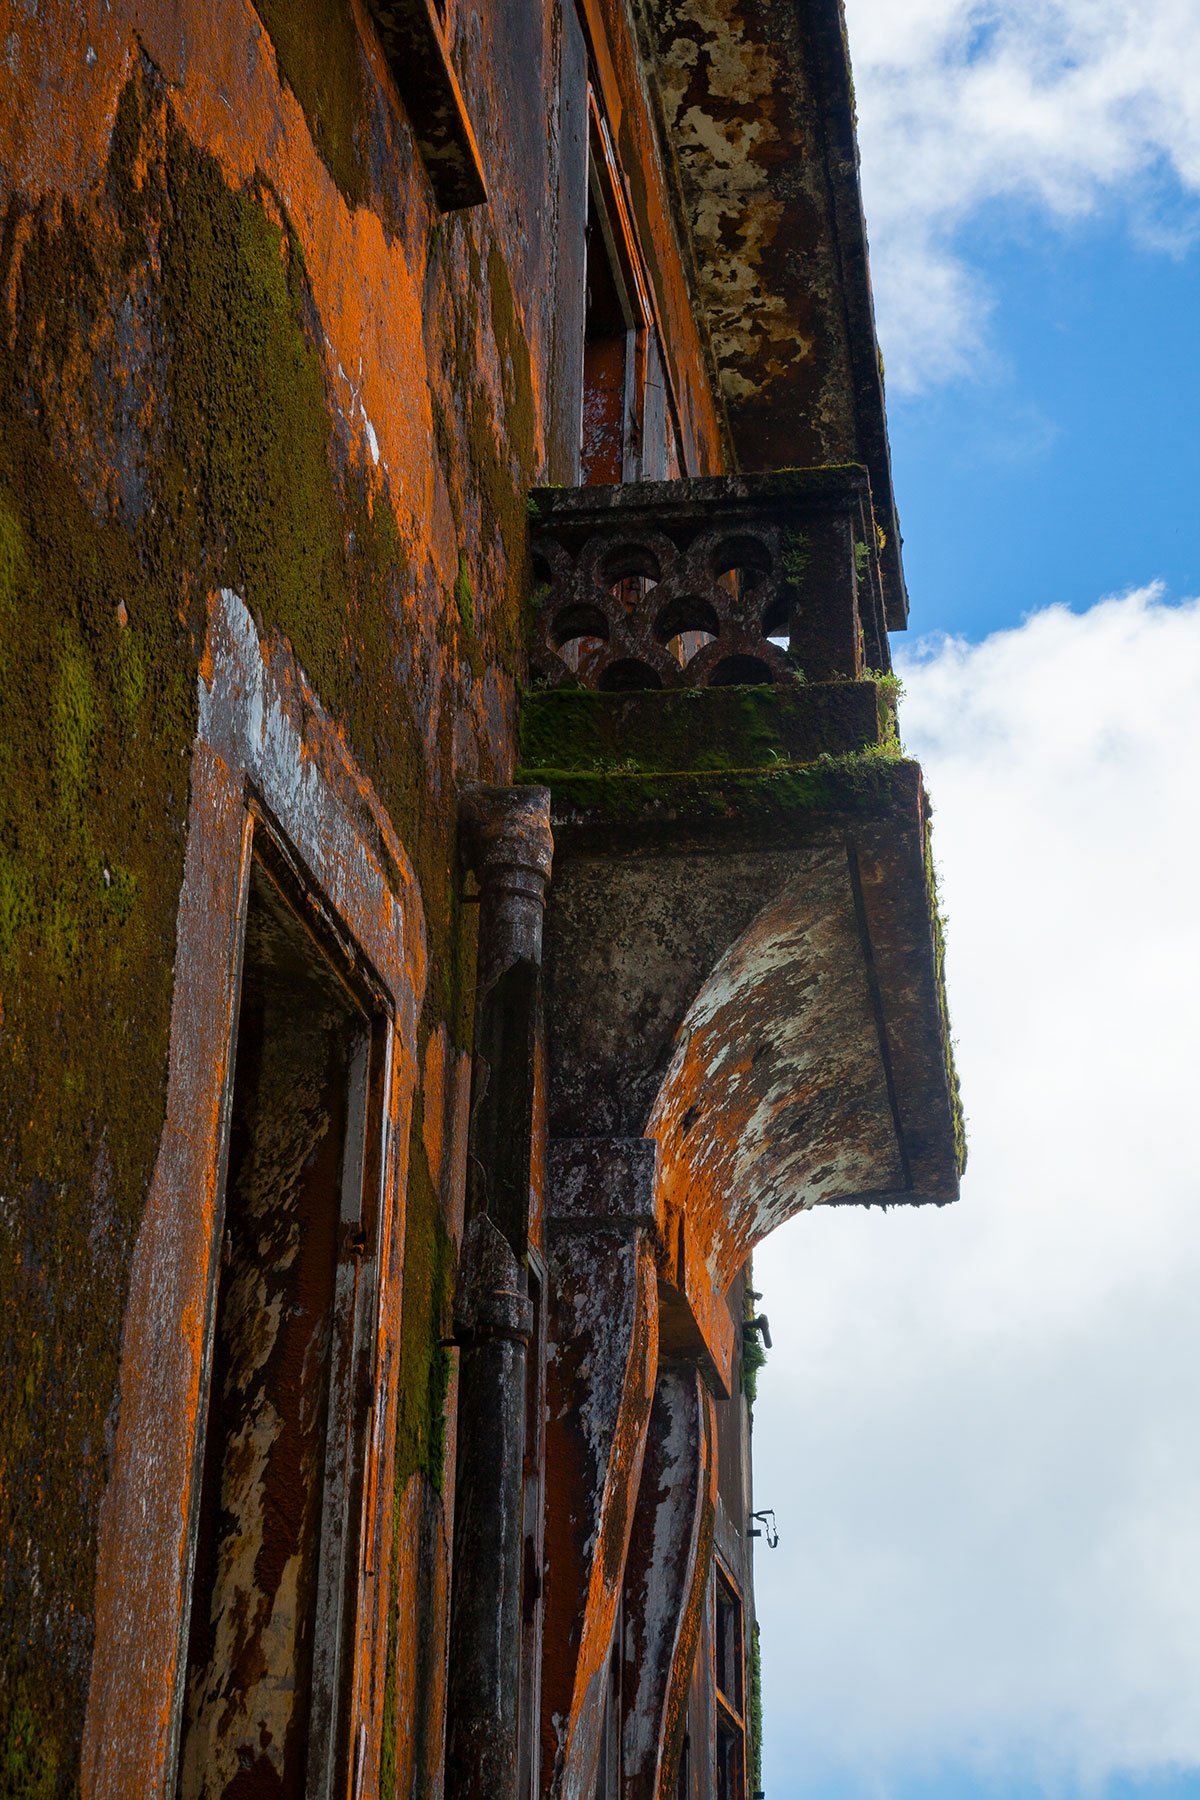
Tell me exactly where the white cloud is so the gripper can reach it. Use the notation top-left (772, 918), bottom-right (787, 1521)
top-left (754, 588), bottom-right (1200, 1795)
top-left (844, 0), bottom-right (1200, 388)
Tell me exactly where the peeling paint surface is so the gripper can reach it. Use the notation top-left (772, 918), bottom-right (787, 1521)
top-left (542, 1216), bottom-right (659, 1800)
top-left (82, 591), bottom-right (426, 1798)
top-left (621, 1365), bottom-right (717, 1797)
top-left (176, 859), bottom-right (361, 1798)
top-left (636, 0), bottom-right (905, 586)
top-left (649, 849), bottom-right (902, 1294)
top-left (653, 1), bottom-right (791, 391)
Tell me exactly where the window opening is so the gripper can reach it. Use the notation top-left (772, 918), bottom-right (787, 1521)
top-left (676, 1730), bottom-right (691, 1799)
top-left (176, 839), bottom-right (383, 1800)
top-left (714, 1564), bottom-right (747, 1800)
top-left (582, 179), bottom-right (635, 488)
top-left (592, 1599), bottom-right (624, 1799)
top-left (581, 88), bottom-right (654, 490)
top-left (716, 1719), bottom-right (745, 1800)
top-left (360, 0), bottom-right (485, 211)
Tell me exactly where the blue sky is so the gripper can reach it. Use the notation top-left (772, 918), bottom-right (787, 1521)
top-left (892, 212), bottom-right (1200, 642)
top-left (753, 5), bottom-right (1200, 1800)
top-left (787, 1767), bottom-right (1200, 1800)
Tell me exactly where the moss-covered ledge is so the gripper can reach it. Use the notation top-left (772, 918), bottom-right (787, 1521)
top-left (518, 679), bottom-right (897, 777)
top-left (519, 749), bottom-right (914, 838)
top-left (517, 670), bottom-right (914, 847)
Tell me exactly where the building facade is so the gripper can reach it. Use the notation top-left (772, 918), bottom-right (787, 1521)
top-left (0, 1), bottom-right (963, 1796)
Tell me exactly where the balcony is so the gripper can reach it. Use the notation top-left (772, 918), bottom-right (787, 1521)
top-left (528, 466), bottom-right (891, 693)
top-left (522, 465), bottom-right (962, 1378)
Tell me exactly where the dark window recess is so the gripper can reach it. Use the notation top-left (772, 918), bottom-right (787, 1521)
top-left (676, 1731), bottom-right (691, 1800)
top-left (714, 1566), bottom-right (747, 1800)
top-left (593, 1603), bottom-right (624, 1800)
top-left (582, 186), bottom-right (631, 487)
top-left (177, 849), bottom-right (382, 1800)
top-left (715, 1573), bottom-right (744, 1718)
top-left (362, 0), bottom-right (486, 211)
top-left (717, 1718), bottom-right (746, 1800)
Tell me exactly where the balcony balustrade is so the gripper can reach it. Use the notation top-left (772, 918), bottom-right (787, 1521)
top-left (528, 466), bottom-right (891, 692)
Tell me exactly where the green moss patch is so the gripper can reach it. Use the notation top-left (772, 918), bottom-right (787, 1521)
top-left (517, 743), bottom-right (913, 834)
top-left (518, 681), bottom-right (895, 776)
top-left (925, 817), bottom-right (967, 1177)
top-left (3, 1677), bottom-right (59, 1799)
top-left (159, 128), bottom-right (344, 630)
top-left (0, 59), bottom-right (523, 1776)
top-left (0, 407), bottom-right (194, 1786)
top-left (251, 0), bottom-right (371, 208)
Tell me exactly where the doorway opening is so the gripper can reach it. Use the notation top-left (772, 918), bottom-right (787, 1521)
top-left (714, 1562), bottom-right (747, 1800)
top-left (176, 837), bottom-right (384, 1800)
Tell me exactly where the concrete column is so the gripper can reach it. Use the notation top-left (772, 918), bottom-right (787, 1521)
top-left (445, 786), bottom-right (552, 1800)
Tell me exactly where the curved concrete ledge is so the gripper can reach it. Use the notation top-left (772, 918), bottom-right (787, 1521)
top-left (540, 750), bottom-right (962, 1384)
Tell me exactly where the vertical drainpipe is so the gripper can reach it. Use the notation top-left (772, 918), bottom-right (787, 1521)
top-left (445, 785), bottom-right (553, 1800)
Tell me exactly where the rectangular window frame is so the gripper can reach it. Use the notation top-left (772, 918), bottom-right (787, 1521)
top-left (83, 589), bottom-right (426, 1800)
top-left (582, 84), bottom-right (685, 485)
top-left (174, 815), bottom-right (393, 1800)
top-left (713, 1558), bottom-right (748, 1800)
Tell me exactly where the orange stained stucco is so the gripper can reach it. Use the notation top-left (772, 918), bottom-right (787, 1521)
top-left (6, 2), bottom-right (423, 465)
top-left (0, 0), bottom-right (560, 698)
top-left (83, 591), bottom-right (429, 1797)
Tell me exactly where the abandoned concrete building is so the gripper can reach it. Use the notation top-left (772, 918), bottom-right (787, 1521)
top-left (0, 0), bottom-right (964, 1795)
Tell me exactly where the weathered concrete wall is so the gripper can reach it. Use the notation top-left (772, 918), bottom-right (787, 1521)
top-left (0, 0), bottom-right (726, 1788)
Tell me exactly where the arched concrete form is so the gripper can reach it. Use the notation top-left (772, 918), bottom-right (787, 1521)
top-left (620, 1365), bottom-right (718, 1800)
top-left (647, 814), bottom-right (958, 1306)
top-left (542, 760), bottom-right (962, 1386)
top-left (541, 1139), bottom-right (661, 1800)
top-left (84, 589), bottom-right (426, 1800)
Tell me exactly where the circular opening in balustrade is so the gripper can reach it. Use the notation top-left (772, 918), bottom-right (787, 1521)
top-left (664, 631), bottom-right (717, 668)
top-left (653, 594), bottom-right (720, 644)
top-left (599, 543), bottom-right (660, 616)
top-left (550, 603), bottom-right (609, 649)
top-left (652, 593), bottom-right (720, 672)
top-left (599, 543), bottom-right (661, 587)
top-left (762, 594), bottom-right (790, 646)
top-left (549, 604), bottom-right (608, 679)
top-left (597, 658), bottom-right (664, 692)
top-left (707, 655), bottom-right (776, 687)
top-left (710, 533), bottom-right (773, 606)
